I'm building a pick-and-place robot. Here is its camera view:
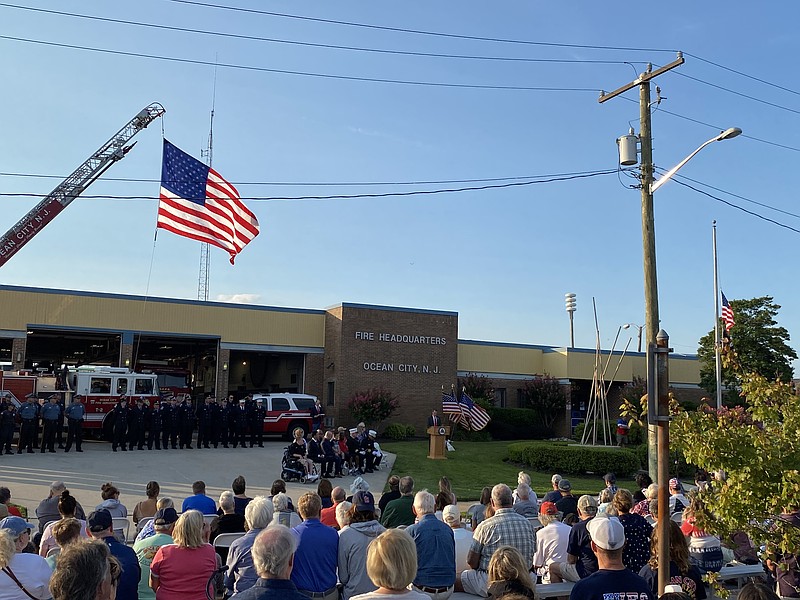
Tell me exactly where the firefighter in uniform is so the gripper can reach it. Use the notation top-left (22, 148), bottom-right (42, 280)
top-left (131, 397), bottom-right (148, 450)
top-left (17, 394), bottom-right (38, 454)
top-left (111, 396), bottom-right (130, 452)
top-left (168, 396), bottom-right (180, 449)
top-left (127, 398), bottom-right (141, 450)
top-left (196, 395), bottom-right (212, 449)
top-left (0, 401), bottom-right (17, 454)
top-left (209, 396), bottom-right (222, 448)
top-left (149, 400), bottom-right (163, 450)
top-left (231, 398), bottom-right (246, 449)
top-left (250, 397), bottom-right (266, 448)
top-left (64, 394), bottom-right (85, 453)
top-left (220, 395), bottom-right (233, 448)
top-left (40, 395), bottom-right (61, 453)
top-left (178, 395), bottom-right (194, 449)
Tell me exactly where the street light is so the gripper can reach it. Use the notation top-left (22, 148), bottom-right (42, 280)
top-left (650, 128), bottom-right (742, 194)
top-left (622, 323), bottom-right (644, 352)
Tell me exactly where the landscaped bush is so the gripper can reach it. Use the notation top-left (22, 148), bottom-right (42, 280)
top-left (450, 427), bottom-right (492, 442)
top-left (383, 423), bottom-right (415, 440)
top-left (572, 419), bottom-right (645, 446)
top-left (507, 441), bottom-right (640, 477)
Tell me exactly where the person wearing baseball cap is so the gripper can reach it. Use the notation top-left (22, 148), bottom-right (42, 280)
top-left (88, 509), bottom-right (140, 600)
top-left (668, 479), bottom-right (689, 514)
top-left (133, 507), bottom-right (178, 600)
top-left (0, 516), bottom-right (52, 599)
top-left (338, 490), bottom-right (386, 599)
top-left (570, 515), bottom-right (654, 600)
top-left (533, 501), bottom-right (571, 583)
top-left (555, 478), bottom-right (578, 521)
top-left (549, 495), bottom-right (599, 584)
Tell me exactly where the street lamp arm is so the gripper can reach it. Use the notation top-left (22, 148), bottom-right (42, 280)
top-left (649, 127), bottom-right (741, 194)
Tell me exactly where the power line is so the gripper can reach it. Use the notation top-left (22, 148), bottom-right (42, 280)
top-left (667, 176), bottom-right (800, 236)
top-left (683, 52), bottom-right (800, 98)
top-left (165, 0), bottom-right (678, 53)
top-left (0, 168), bottom-right (614, 186)
top-left (670, 173), bottom-right (800, 221)
top-left (0, 3), bottom-right (644, 67)
top-left (665, 68), bottom-right (800, 117)
top-left (0, 169), bottom-right (618, 201)
top-left (618, 96), bottom-right (800, 153)
top-left (0, 34), bottom-right (601, 92)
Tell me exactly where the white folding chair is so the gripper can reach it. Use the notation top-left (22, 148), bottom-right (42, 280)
top-left (111, 517), bottom-right (131, 543)
top-left (136, 516), bottom-right (154, 533)
top-left (645, 514), bottom-right (656, 526)
top-left (213, 532), bottom-right (244, 550)
top-left (670, 512), bottom-right (684, 524)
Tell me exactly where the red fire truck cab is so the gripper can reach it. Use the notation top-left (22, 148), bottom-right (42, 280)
top-left (69, 366), bottom-right (160, 439)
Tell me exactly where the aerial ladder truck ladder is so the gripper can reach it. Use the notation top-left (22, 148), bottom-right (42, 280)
top-left (0, 102), bottom-right (166, 268)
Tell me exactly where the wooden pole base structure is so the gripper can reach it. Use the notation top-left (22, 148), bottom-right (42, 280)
top-left (427, 426), bottom-right (450, 459)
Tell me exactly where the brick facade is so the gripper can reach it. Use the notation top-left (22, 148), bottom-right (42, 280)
top-left (324, 304), bottom-right (458, 434)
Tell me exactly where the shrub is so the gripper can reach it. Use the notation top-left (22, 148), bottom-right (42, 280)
top-left (383, 423), bottom-right (415, 440)
top-left (520, 375), bottom-right (569, 430)
top-left (347, 388), bottom-right (399, 426)
top-left (458, 373), bottom-right (495, 406)
top-left (573, 419), bottom-right (645, 446)
top-left (487, 408), bottom-right (552, 440)
top-left (450, 427), bottom-right (492, 442)
top-left (507, 442), bottom-right (640, 477)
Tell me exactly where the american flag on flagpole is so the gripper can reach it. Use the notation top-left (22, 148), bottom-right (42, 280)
top-left (157, 140), bottom-right (259, 264)
top-left (459, 390), bottom-right (491, 431)
top-left (442, 389), bottom-right (468, 429)
top-left (721, 291), bottom-right (735, 332)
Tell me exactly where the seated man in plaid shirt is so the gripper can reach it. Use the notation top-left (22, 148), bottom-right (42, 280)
top-left (455, 483), bottom-right (536, 597)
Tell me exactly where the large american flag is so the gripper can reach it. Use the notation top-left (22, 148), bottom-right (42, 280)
top-left (442, 389), bottom-right (466, 427)
top-left (460, 391), bottom-right (491, 431)
top-left (721, 291), bottom-right (735, 332)
top-left (157, 140), bottom-right (259, 264)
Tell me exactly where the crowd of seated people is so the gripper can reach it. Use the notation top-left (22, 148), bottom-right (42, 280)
top-left (0, 466), bottom-right (790, 600)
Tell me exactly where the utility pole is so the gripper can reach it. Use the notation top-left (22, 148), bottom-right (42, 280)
top-left (599, 53), bottom-right (684, 598)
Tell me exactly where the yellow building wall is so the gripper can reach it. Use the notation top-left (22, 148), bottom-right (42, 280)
top-left (0, 288), bottom-right (325, 348)
top-left (457, 342), bottom-right (543, 376)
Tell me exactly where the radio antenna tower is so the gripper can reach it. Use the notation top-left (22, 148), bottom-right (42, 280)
top-left (198, 64), bottom-right (218, 301)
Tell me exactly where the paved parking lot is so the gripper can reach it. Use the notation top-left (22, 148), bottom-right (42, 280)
top-left (0, 439), bottom-right (394, 520)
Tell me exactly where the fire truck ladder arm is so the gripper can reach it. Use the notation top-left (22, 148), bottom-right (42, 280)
top-left (0, 102), bottom-right (166, 268)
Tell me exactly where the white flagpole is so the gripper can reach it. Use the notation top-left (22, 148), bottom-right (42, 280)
top-left (713, 221), bottom-right (723, 410)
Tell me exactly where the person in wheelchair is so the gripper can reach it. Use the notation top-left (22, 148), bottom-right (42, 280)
top-left (288, 428), bottom-right (316, 477)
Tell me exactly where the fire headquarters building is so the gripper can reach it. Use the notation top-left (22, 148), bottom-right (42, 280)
top-left (0, 284), bottom-right (702, 435)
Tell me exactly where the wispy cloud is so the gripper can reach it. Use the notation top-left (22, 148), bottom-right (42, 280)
top-left (215, 293), bottom-right (261, 304)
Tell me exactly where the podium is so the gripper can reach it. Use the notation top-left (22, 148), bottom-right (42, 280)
top-left (427, 425), bottom-right (450, 460)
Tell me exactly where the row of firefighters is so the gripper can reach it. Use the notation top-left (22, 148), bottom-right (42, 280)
top-left (0, 393), bottom-right (281, 454)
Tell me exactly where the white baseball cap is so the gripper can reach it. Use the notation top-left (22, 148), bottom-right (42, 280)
top-left (587, 515), bottom-right (625, 550)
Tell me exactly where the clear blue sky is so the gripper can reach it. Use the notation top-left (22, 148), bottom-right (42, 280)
top-left (1, 1), bottom-right (798, 364)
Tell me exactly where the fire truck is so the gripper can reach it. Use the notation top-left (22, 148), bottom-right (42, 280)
top-left (0, 370), bottom-right (59, 406)
top-left (68, 367), bottom-right (160, 438)
top-left (137, 364), bottom-right (192, 398)
top-left (0, 367), bottom-right (159, 439)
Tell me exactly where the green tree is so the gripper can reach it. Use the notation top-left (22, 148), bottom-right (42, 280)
top-left (458, 373), bottom-right (495, 406)
top-left (672, 350), bottom-right (800, 594)
top-left (697, 296), bottom-right (795, 404)
top-left (520, 374), bottom-right (567, 430)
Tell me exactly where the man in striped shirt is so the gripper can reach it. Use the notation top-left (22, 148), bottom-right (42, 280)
top-left (455, 483), bottom-right (535, 597)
